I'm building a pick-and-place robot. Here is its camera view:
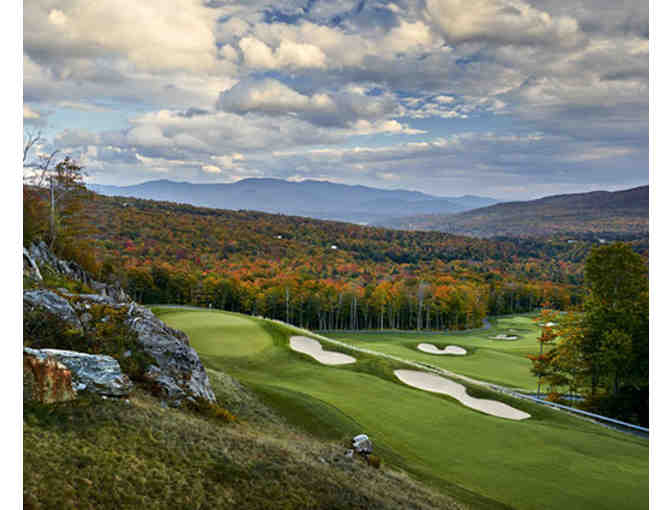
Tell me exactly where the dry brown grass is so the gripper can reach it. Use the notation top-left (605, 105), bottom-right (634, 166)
top-left (24, 372), bottom-right (466, 510)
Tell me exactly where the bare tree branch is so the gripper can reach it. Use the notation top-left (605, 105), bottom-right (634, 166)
top-left (23, 130), bottom-right (42, 164)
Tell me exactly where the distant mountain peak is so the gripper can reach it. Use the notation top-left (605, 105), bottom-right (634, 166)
top-left (88, 178), bottom-right (499, 224)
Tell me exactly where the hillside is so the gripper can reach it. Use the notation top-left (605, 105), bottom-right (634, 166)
top-left (23, 243), bottom-right (462, 510)
top-left (89, 178), bottom-right (498, 225)
top-left (70, 192), bottom-right (597, 328)
top-left (380, 186), bottom-right (649, 238)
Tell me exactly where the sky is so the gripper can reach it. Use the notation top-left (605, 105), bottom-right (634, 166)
top-left (22, 0), bottom-right (649, 200)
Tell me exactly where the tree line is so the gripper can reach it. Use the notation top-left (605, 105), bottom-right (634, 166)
top-left (529, 243), bottom-right (648, 426)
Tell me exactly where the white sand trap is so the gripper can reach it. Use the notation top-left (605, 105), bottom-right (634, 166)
top-left (394, 370), bottom-right (530, 420)
top-left (543, 322), bottom-right (557, 327)
top-left (417, 343), bottom-right (467, 356)
top-left (289, 336), bottom-right (356, 365)
top-left (491, 334), bottom-right (518, 340)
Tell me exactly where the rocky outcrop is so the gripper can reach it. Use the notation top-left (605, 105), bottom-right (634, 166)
top-left (23, 349), bottom-right (77, 404)
top-left (127, 305), bottom-right (214, 404)
top-left (28, 348), bottom-right (133, 397)
top-left (24, 241), bottom-right (129, 302)
top-left (23, 247), bottom-right (43, 281)
top-left (23, 290), bottom-right (82, 330)
top-left (23, 243), bottom-right (216, 406)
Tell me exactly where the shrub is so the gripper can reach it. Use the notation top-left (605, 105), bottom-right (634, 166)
top-left (365, 455), bottom-right (381, 469)
top-left (187, 397), bottom-right (237, 423)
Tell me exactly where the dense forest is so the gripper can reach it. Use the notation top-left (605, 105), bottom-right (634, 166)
top-left (24, 181), bottom-right (592, 331)
top-left (24, 171), bottom-right (647, 332)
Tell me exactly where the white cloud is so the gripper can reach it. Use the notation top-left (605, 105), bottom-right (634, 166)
top-left (239, 36), bottom-right (327, 69)
top-left (57, 101), bottom-right (110, 112)
top-left (26, 0), bottom-right (219, 72)
top-left (201, 164), bottom-right (222, 174)
top-left (217, 79), bottom-right (335, 115)
top-left (23, 105), bottom-right (41, 119)
top-left (128, 125), bottom-right (173, 149)
top-left (423, 0), bottom-right (581, 47)
top-left (351, 119), bottom-right (426, 135)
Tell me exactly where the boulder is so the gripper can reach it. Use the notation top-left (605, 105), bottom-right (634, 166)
top-left (25, 347), bottom-right (133, 397)
top-left (23, 290), bottom-right (82, 330)
top-left (352, 434), bottom-right (373, 455)
top-left (23, 349), bottom-right (77, 404)
top-left (127, 305), bottom-right (214, 404)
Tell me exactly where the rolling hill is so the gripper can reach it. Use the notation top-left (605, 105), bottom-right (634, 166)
top-left (380, 186), bottom-right (649, 238)
top-left (88, 178), bottom-right (498, 225)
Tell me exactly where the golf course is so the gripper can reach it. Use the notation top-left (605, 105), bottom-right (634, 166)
top-left (331, 315), bottom-right (549, 391)
top-left (154, 307), bottom-right (649, 510)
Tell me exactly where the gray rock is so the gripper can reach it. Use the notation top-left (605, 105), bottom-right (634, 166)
top-left (23, 290), bottom-right (82, 330)
top-left (23, 247), bottom-right (43, 281)
top-left (24, 243), bottom-right (213, 406)
top-left (352, 434), bottom-right (373, 455)
top-left (27, 241), bottom-right (129, 303)
top-left (127, 306), bottom-right (215, 404)
top-left (75, 294), bottom-right (117, 305)
top-left (25, 347), bottom-right (133, 397)
top-left (80, 312), bottom-right (93, 324)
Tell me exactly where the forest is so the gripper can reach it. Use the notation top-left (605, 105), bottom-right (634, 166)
top-left (24, 174), bottom-right (599, 332)
top-left (22, 153), bottom-right (650, 333)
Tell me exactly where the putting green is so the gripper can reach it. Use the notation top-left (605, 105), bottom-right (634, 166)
top-left (154, 308), bottom-right (273, 358)
top-left (156, 308), bottom-right (648, 510)
top-left (329, 316), bottom-right (547, 391)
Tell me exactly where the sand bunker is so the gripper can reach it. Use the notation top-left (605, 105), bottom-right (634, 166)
top-left (394, 370), bottom-right (530, 420)
top-left (289, 336), bottom-right (356, 365)
top-left (491, 334), bottom-right (518, 340)
top-left (543, 322), bottom-right (557, 327)
top-left (417, 343), bottom-right (467, 356)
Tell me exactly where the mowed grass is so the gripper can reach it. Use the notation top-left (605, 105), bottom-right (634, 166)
top-left (165, 309), bottom-right (274, 358)
top-left (329, 316), bottom-right (545, 391)
top-left (155, 308), bottom-right (649, 510)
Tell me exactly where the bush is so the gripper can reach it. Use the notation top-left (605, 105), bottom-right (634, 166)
top-left (365, 455), bottom-right (381, 469)
top-left (187, 397), bottom-right (237, 423)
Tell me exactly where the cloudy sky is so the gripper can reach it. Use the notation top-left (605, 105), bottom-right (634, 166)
top-left (23, 0), bottom-right (648, 199)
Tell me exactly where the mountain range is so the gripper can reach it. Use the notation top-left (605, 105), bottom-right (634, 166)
top-left (88, 179), bottom-right (499, 225)
top-left (379, 185), bottom-right (649, 238)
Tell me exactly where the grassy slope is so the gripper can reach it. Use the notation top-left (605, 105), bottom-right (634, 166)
top-left (330, 316), bottom-right (542, 391)
top-left (155, 308), bottom-right (649, 510)
top-left (24, 370), bottom-right (459, 510)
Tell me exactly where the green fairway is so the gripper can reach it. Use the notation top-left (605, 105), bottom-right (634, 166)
top-left (155, 308), bottom-right (648, 510)
top-left (329, 316), bottom-right (546, 391)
